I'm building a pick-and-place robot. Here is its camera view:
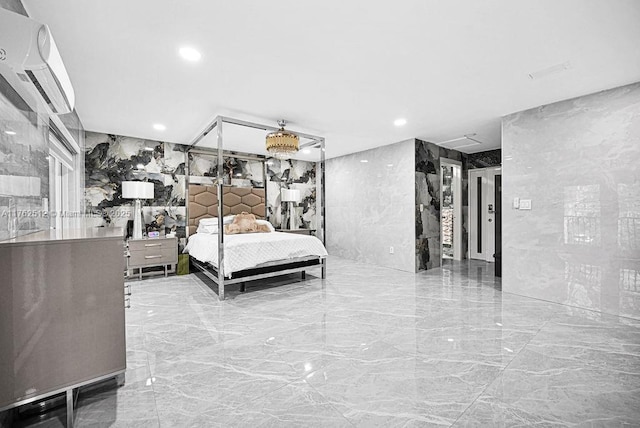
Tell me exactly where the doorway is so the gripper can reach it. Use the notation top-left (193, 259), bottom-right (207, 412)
top-left (440, 159), bottom-right (462, 261)
top-left (469, 166), bottom-right (501, 262)
top-left (48, 131), bottom-right (79, 232)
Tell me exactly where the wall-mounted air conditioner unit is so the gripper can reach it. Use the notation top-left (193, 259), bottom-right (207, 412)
top-left (0, 8), bottom-right (75, 115)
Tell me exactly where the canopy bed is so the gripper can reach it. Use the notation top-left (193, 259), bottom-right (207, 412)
top-left (183, 116), bottom-right (326, 300)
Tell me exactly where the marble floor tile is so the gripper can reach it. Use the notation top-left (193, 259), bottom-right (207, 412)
top-left (457, 347), bottom-right (640, 426)
top-left (9, 256), bottom-right (640, 427)
top-left (73, 366), bottom-right (160, 427)
top-left (213, 381), bottom-right (352, 427)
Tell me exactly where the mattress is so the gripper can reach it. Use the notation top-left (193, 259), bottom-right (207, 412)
top-left (184, 231), bottom-right (328, 277)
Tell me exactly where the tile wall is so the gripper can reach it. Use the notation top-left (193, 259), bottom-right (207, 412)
top-left (326, 139), bottom-right (415, 273)
top-left (0, 79), bottom-right (49, 241)
top-left (502, 81), bottom-right (640, 319)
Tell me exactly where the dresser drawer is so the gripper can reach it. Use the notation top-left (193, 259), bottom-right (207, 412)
top-left (128, 248), bottom-right (177, 267)
top-left (128, 238), bottom-right (175, 252)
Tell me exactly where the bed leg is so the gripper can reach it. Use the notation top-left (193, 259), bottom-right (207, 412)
top-left (240, 282), bottom-right (246, 293)
top-left (321, 259), bottom-right (326, 279)
top-left (301, 271), bottom-right (306, 280)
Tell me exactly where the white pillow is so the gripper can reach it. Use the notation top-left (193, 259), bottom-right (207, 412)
top-left (198, 218), bottom-right (274, 234)
top-left (256, 219), bottom-right (275, 232)
top-left (196, 223), bottom-right (220, 234)
top-left (199, 215), bottom-right (234, 225)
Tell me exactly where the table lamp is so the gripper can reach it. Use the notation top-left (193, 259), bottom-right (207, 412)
top-left (281, 188), bottom-right (301, 230)
top-left (122, 181), bottom-right (154, 239)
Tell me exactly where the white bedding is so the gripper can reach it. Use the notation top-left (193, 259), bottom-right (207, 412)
top-left (184, 231), bottom-right (328, 277)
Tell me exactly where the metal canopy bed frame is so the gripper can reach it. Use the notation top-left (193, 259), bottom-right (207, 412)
top-left (186, 116), bottom-right (326, 300)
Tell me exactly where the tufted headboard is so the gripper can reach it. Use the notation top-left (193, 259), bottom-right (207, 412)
top-left (188, 185), bottom-right (266, 236)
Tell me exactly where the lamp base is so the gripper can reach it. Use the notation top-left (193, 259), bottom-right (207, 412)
top-left (133, 199), bottom-right (143, 239)
top-left (288, 201), bottom-right (298, 230)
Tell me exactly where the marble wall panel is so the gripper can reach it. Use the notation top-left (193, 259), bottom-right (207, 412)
top-left (188, 154), bottom-right (317, 230)
top-left (327, 139), bottom-right (415, 273)
top-left (502, 82), bottom-right (640, 319)
top-left (0, 81), bottom-right (49, 241)
top-left (464, 149), bottom-right (501, 170)
top-left (188, 153), bottom-right (264, 187)
top-left (266, 159), bottom-right (317, 230)
top-left (84, 131), bottom-right (187, 245)
top-left (415, 139), bottom-right (466, 271)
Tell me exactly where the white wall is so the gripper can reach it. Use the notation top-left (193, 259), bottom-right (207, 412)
top-left (502, 82), bottom-right (640, 319)
top-left (326, 139), bottom-right (415, 272)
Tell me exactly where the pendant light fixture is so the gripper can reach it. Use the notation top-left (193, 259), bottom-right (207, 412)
top-left (266, 120), bottom-right (299, 159)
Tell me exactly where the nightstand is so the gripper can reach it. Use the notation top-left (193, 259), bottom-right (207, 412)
top-left (277, 229), bottom-right (315, 236)
top-left (126, 236), bottom-right (178, 280)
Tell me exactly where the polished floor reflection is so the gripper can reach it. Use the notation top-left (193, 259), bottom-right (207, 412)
top-left (19, 257), bottom-right (640, 427)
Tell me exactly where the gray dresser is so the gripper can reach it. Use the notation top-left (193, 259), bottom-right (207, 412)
top-left (0, 228), bottom-right (126, 421)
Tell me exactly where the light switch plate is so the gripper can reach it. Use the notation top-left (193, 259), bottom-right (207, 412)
top-left (519, 199), bottom-right (532, 210)
top-left (513, 197), bottom-right (520, 209)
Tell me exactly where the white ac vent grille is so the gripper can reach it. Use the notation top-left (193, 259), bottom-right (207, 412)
top-left (25, 70), bottom-right (57, 113)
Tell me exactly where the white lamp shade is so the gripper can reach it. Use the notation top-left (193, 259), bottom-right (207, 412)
top-left (281, 188), bottom-right (301, 202)
top-left (122, 181), bottom-right (154, 199)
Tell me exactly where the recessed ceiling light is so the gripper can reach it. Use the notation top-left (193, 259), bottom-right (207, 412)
top-left (179, 46), bottom-right (201, 62)
top-left (4, 131), bottom-right (16, 135)
top-left (394, 118), bottom-right (407, 127)
top-left (153, 123), bottom-right (166, 131)
top-left (360, 160), bottom-right (368, 163)
top-left (387, 164), bottom-right (393, 167)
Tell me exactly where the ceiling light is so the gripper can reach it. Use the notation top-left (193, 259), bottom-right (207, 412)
top-left (4, 130), bottom-right (16, 135)
top-left (394, 118), bottom-right (407, 127)
top-left (360, 160), bottom-right (368, 163)
top-left (179, 46), bottom-right (201, 62)
top-left (153, 123), bottom-right (166, 131)
top-left (266, 120), bottom-right (299, 159)
top-left (387, 164), bottom-right (393, 167)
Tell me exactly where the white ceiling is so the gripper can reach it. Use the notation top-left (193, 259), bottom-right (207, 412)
top-left (23, 0), bottom-right (640, 158)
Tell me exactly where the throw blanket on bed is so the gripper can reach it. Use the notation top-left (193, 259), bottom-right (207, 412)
top-left (184, 232), bottom-right (328, 277)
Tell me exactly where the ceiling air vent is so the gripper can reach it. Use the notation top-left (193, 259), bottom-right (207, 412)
top-left (437, 134), bottom-right (484, 150)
